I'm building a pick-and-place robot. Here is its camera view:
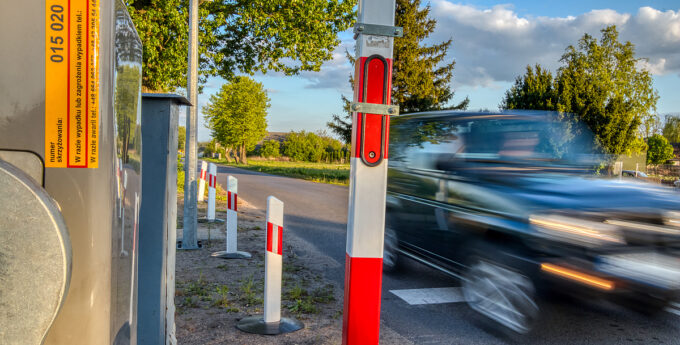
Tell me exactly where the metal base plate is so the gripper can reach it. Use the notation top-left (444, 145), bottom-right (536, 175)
top-left (176, 240), bottom-right (203, 250)
top-left (211, 251), bottom-right (252, 259)
top-left (198, 217), bottom-right (225, 224)
top-left (236, 316), bottom-right (303, 335)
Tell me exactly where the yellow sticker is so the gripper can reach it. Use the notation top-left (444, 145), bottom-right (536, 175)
top-left (46, 0), bottom-right (99, 168)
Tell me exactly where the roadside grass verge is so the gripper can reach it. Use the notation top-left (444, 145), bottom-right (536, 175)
top-left (204, 158), bottom-right (350, 186)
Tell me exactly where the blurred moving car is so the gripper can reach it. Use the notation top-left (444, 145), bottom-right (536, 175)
top-left (384, 111), bottom-right (680, 336)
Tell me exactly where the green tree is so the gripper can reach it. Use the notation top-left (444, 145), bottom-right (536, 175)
top-left (663, 115), bottom-right (680, 143)
top-left (282, 131), bottom-right (311, 161)
top-left (500, 64), bottom-right (557, 110)
top-left (127, 0), bottom-right (355, 92)
top-left (392, 0), bottom-right (468, 113)
top-left (327, 0), bottom-right (467, 143)
top-left (281, 131), bottom-right (343, 162)
top-left (203, 76), bottom-right (269, 164)
top-left (178, 126), bottom-right (186, 151)
top-left (502, 26), bottom-right (658, 156)
top-left (260, 140), bottom-right (281, 158)
top-left (640, 113), bottom-right (662, 139)
top-left (647, 134), bottom-right (674, 165)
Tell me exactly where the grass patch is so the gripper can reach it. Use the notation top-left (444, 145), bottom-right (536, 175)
top-left (238, 275), bottom-right (263, 306)
top-left (205, 158), bottom-right (350, 185)
top-left (212, 285), bottom-right (238, 312)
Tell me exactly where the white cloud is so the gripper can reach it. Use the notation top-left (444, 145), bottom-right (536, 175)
top-left (297, 39), bottom-right (355, 92)
top-left (428, 2), bottom-right (680, 87)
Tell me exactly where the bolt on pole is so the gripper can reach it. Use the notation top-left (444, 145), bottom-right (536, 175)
top-left (342, 0), bottom-right (398, 343)
top-left (181, 0), bottom-right (200, 249)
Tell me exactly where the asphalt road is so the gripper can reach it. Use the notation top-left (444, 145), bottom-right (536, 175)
top-left (215, 165), bottom-right (680, 344)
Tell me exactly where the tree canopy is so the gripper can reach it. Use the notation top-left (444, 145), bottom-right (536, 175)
top-left (392, 0), bottom-right (468, 113)
top-left (501, 26), bottom-right (658, 156)
top-left (646, 134), bottom-right (674, 165)
top-left (501, 64), bottom-right (557, 111)
top-left (327, 0), bottom-right (467, 143)
top-left (203, 76), bottom-right (269, 164)
top-left (127, 0), bottom-right (355, 92)
top-left (663, 115), bottom-right (680, 143)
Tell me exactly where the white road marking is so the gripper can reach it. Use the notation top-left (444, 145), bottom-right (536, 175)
top-left (390, 287), bottom-right (466, 305)
top-left (670, 302), bottom-right (680, 309)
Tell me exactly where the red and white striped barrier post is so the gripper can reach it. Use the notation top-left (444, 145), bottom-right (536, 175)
top-left (211, 175), bottom-right (251, 259)
top-left (343, 0), bottom-right (399, 343)
top-left (198, 160), bottom-right (207, 202)
top-left (206, 163), bottom-right (217, 221)
top-left (118, 157), bottom-right (123, 217)
top-left (237, 196), bottom-right (303, 335)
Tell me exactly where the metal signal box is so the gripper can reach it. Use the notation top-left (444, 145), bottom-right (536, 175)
top-left (0, 0), bottom-right (143, 344)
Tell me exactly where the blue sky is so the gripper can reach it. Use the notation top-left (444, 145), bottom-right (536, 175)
top-left (189, 1), bottom-right (680, 142)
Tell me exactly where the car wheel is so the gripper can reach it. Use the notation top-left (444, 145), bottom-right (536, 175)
top-left (383, 227), bottom-right (400, 273)
top-left (462, 253), bottom-right (539, 335)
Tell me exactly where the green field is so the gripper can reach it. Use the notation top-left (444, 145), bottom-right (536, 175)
top-left (204, 158), bottom-right (350, 185)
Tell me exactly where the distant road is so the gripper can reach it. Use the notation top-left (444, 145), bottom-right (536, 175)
top-left (214, 164), bottom-right (680, 345)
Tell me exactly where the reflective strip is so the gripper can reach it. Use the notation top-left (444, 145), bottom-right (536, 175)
top-left (266, 222), bottom-right (283, 255)
top-left (208, 174), bottom-right (216, 188)
top-left (227, 191), bottom-right (238, 211)
top-left (353, 56), bottom-right (392, 161)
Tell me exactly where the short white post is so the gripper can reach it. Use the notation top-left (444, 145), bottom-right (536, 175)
top-left (118, 157), bottom-right (124, 217)
top-left (198, 161), bottom-right (207, 202)
top-left (236, 196), bottom-right (302, 335)
top-left (207, 163), bottom-right (216, 221)
top-left (226, 176), bottom-right (238, 252)
top-left (211, 175), bottom-right (251, 259)
top-left (264, 196), bottom-right (284, 323)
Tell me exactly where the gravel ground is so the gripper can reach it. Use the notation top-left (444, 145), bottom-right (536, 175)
top-left (175, 194), bottom-right (411, 344)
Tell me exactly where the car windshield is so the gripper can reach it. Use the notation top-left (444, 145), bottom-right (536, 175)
top-left (390, 112), bottom-right (607, 173)
top-left (461, 114), bottom-right (605, 167)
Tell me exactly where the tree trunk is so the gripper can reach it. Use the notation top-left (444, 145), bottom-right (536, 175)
top-left (240, 144), bottom-right (247, 165)
top-left (224, 147), bottom-right (233, 163)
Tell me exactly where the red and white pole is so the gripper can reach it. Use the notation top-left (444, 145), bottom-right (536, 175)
top-left (343, 0), bottom-right (398, 343)
top-left (226, 175), bottom-right (238, 252)
top-left (236, 196), bottom-right (302, 334)
top-left (211, 175), bottom-right (251, 259)
top-left (206, 163), bottom-right (217, 221)
top-left (264, 196), bottom-right (284, 323)
top-left (198, 160), bottom-right (208, 202)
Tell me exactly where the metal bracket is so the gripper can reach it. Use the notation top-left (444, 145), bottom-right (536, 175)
top-left (354, 23), bottom-right (403, 39)
top-left (351, 102), bottom-right (399, 116)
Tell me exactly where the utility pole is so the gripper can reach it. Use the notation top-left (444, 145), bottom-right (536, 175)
top-left (182, 0), bottom-right (199, 249)
top-left (342, 0), bottom-right (400, 343)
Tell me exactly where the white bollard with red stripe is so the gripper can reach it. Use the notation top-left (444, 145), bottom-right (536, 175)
top-left (206, 163), bottom-right (217, 221)
top-left (264, 196), bottom-right (284, 323)
top-left (343, 0), bottom-right (399, 343)
top-left (198, 161), bottom-right (208, 202)
top-left (211, 175), bottom-right (251, 259)
top-left (237, 196), bottom-right (302, 335)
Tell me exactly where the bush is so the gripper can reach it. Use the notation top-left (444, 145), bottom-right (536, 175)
top-left (647, 134), bottom-right (675, 165)
top-left (260, 140), bottom-right (281, 158)
top-left (282, 131), bottom-right (348, 162)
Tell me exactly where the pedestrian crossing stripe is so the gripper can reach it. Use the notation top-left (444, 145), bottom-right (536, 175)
top-left (390, 287), bottom-right (465, 305)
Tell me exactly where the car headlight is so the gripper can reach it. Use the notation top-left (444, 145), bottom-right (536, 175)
top-left (530, 215), bottom-right (624, 246)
